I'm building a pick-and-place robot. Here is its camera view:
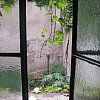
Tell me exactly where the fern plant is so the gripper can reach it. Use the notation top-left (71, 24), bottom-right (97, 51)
top-left (41, 73), bottom-right (69, 86)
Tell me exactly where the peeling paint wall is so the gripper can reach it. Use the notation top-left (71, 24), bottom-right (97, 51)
top-left (63, 29), bottom-right (72, 77)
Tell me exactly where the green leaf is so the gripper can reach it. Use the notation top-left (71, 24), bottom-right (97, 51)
top-left (40, 48), bottom-right (44, 51)
top-left (49, 0), bottom-right (53, 6)
top-left (43, 27), bottom-right (48, 33)
top-left (57, 1), bottom-right (66, 10)
top-left (55, 31), bottom-right (64, 37)
top-left (54, 40), bottom-right (60, 45)
top-left (48, 39), bottom-right (54, 43)
top-left (54, 36), bottom-right (64, 45)
top-left (52, 73), bottom-right (65, 80)
top-left (1, 4), bottom-right (12, 13)
top-left (6, 0), bottom-right (15, 5)
top-left (53, 80), bottom-right (65, 86)
top-left (52, 15), bottom-right (58, 22)
top-left (64, 84), bottom-right (69, 90)
top-left (8, 0), bottom-right (14, 4)
top-left (41, 27), bottom-right (47, 37)
top-left (58, 18), bottom-right (65, 26)
top-left (49, 0), bottom-right (56, 7)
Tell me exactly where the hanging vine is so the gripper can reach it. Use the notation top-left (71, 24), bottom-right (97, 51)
top-left (0, 0), bottom-right (18, 16)
top-left (0, 0), bottom-right (73, 58)
top-left (37, 0), bottom-right (73, 57)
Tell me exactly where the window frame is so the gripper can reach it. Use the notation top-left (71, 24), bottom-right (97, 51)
top-left (69, 0), bottom-right (100, 100)
top-left (0, 0), bottom-right (100, 100)
top-left (0, 0), bottom-right (28, 100)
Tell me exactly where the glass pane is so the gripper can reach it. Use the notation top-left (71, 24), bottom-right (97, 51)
top-left (77, 0), bottom-right (100, 52)
top-left (0, 57), bottom-right (22, 100)
top-left (26, 1), bottom-right (63, 73)
top-left (74, 59), bottom-right (100, 100)
top-left (84, 55), bottom-right (100, 61)
top-left (0, 1), bottom-right (20, 53)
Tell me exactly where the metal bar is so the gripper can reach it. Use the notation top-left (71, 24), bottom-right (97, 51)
top-left (73, 53), bottom-right (100, 67)
top-left (19, 0), bottom-right (28, 100)
top-left (0, 53), bottom-right (21, 57)
top-left (69, 0), bottom-right (78, 100)
top-left (77, 50), bottom-right (100, 55)
top-left (46, 54), bottom-right (50, 74)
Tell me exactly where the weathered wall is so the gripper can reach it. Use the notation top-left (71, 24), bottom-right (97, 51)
top-left (26, 2), bottom-right (63, 73)
top-left (63, 29), bottom-right (72, 77)
top-left (0, 2), bottom-right (63, 73)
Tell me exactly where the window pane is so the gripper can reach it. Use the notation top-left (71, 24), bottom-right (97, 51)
top-left (74, 59), bottom-right (100, 100)
top-left (0, 57), bottom-right (22, 100)
top-left (77, 0), bottom-right (100, 52)
top-left (74, 0), bottom-right (100, 99)
top-left (84, 55), bottom-right (100, 62)
top-left (0, 1), bottom-right (20, 53)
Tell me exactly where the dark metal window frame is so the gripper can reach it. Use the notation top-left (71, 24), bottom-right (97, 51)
top-left (69, 0), bottom-right (100, 100)
top-left (0, 0), bottom-right (100, 100)
top-left (69, 0), bottom-right (78, 99)
top-left (0, 0), bottom-right (28, 100)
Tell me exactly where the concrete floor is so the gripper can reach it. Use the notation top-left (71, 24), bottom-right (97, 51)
top-left (0, 92), bottom-right (69, 100)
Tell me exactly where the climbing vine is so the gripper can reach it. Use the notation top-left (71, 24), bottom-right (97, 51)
top-left (32, 0), bottom-right (73, 31)
top-left (35, 0), bottom-right (73, 57)
top-left (0, 0), bottom-right (73, 57)
top-left (0, 0), bottom-right (17, 16)
top-left (32, 0), bottom-right (50, 7)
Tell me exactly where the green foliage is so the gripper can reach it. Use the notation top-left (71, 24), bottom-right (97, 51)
top-left (28, 64), bottom-right (70, 93)
top-left (41, 27), bottom-right (48, 38)
top-left (42, 27), bottom-right (48, 33)
top-left (28, 74), bottom-right (41, 90)
top-left (52, 15), bottom-right (58, 22)
top-left (49, 0), bottom-right (56, 7)
top-left (56, 0), bottom-right (66, 11)
top-left (0, 0), bottom-right (16, 15)
top-left (49, 63), bottom-right (65, 74)
top-left (63, 84), bottom-right (69, 91)
top-left (58, 18), bottom-right (65, 26)
top-left (39, 83), bottom-right (69, 93)
top-left (47, 31), bottom-right (64, 45)
top-left (49, 0), bottom-right (66, 10)
top-left (28, 74), bottom-right (35, 90)
top-left (44, 85), bottom-right (62, 93)
top-left (32, 0), bottom-right (50, 7)
top-left (32, 0), bottom-right (73, 32)
top-left (39, 0), bottom-right (72, 54)
top-left (53, 31), bottom-right (64, 45)
top-left (49, 0), bottom-right (73, 31)
top-left (41, 73), bottom-right (67, 86)
top-left (39, 63), bottom-right (70, 93)
top-left (1, 4), bottom-right (12, 13)
top-left (64, 0), bottom-right (73, 31)
top-left (48, 39), bottom-right (54, 43)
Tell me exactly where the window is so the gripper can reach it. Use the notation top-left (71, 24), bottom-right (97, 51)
top-left (70, 0), bottom-right (100, 100)
top-left (0, 0), bottom-right (28, 100)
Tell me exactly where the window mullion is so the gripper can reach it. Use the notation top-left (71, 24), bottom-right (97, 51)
top-left (19, 0), bottom-right (28, 100)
